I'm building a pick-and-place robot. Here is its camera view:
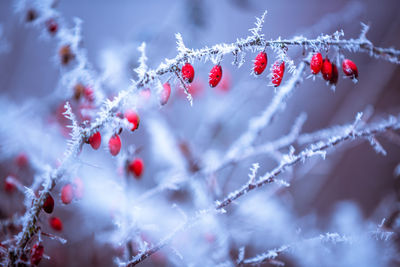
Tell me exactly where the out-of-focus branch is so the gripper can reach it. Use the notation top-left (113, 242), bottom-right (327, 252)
top-left (123, 115), bottom-right (400, 266)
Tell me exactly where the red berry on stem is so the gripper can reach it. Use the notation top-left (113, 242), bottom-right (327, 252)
top-left (84, 87), bottom-right (95, 102)
top-left (209, 65), bottom-right (223, 87)
top-left (88, 131), bottom-right (101, 150)
top-left (124, 110), bottom-right (140, 131)
top-left (321, 58), bottom-right (333, 81)
top-left (310, 52), bottom-right (323, 74)
top-left (43, 194), bottom-right (54, 214)
top-left (253, 51), bottom-right (268, 75)
top-left (49, 217), bottom-right (63, 231)
top-left (271, 60), bottom-right (285, 87)
top-left (128, 158), bottom-right (144, 178)
top-left (45, 18), bottom-right (58, 35)
top-left (342, 59), bottom-right (358, 80)
top-left (160, 82), bottom-right (171, 106)
top-left (109, 135), bottom-right (121, 156)
top-left (30, 243), bottom-right (44, 266)
top-left (330, 63), bottom-right (339, 86)
top-left (61, 184), bottom-right (74, 204)
top-left (181, 63), bottom-right (195, 83)
top-left (4, 175), bottom-right (16, 193)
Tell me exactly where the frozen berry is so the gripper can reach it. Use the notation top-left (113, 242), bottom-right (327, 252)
top-left (30, 243), bottom-right (44, 266)
top-left (49, 217), bottom-right (63, 231)
top-left (4, 175), bottom-right (16, 193)
top-left (88, 131), bottom-right (101, 150)
top-left (45, 18), bottom-right (58, 35)
top-left (330, 63), bottom-right (339, 86)
top-left (271, 60), bottom-right (285, 87)
top-left (128, 158), bottom-right (144, 178)
top-left (209, 65), bottom-right (222, 87)
top-left (84, 87), bottom-right (94, 102)
top-left (15, 153), bottom-right (28, 168)
top-left (253, 51), bottom-right (268, 75)
top-left (181, 63), bottom-right (195, 83)
top-left (124, 110), bottom-right (140, 131)
top-left (109, 135), bottom-right (121, 156)
top-left (310, 52), bottom-right (323, 74)
top-left (321, 58), bottom-right (333, 81)
top-left (73, 83), bottom-right (85, 100)
top-left (43, 194), bottom-right (54, 214)
top-left (342, 59), bottom-right (358, 80)
top-left (160, 82), bottom-right (171, 106)
top-left (26, 9), bottom-right (38, 22)
top-left (59, 45), bottom-right (74, 65)
top-left (61, 184), bottom-right (74, 204)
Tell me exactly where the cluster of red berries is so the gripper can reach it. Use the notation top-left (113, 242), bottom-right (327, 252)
top-left (310, 52), bottom-right (358, 85)
top-left (252, 51), bottom-right (285, 87)
top-left (85, 110), bottom-right (144, 177)
top-left (26, 9), bottom-right (59, 36)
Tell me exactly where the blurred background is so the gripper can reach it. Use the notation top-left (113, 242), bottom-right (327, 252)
top-left (0, 0), bottom-right (400, 266)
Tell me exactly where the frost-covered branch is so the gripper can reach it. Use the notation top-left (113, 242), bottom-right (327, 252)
top-left (124, 115), bottom-right (400, 266)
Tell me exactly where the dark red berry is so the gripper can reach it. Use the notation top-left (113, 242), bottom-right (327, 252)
top-left (26, 9), bottom-right (38, 22)
top-left (271, 60), bottom-right (285, 87)
top-left (4, 175), bottom-right (16, 193)
top-left (342, 59), bottom-right (358, 80)
top-left (49, 217), bottom-right (63, 231)
top-left (253, 52), bottom-right (268, 75)
top-left (160, 82), bottom-right (171, 106)
top-left (15, 153), bottom-right (28, 168)
top-left (124, 110), bottom-right (140, 131)
top-left (61, 184), bottom-right (74, 204)
top-left (109, 135), bottom-right (121, 156)
top-left (321, 58), bottom-right (333, 81)
top-left (30, 243), bottom-right (44, 266)
top-left (181, 63), bottom-right (195, 83)
top-left (310, 52), bottom-right (323, 74)
top-left (43, 194), bottom-right (54, 214)
top-left (128, 158), bottom-right (144, 178)
top-left (45, 18), bottom-right (58, 35)
top-left (88, 131), bottom-right (101, 150)
top-left (209, 65), bottom-right (222, 87)
top-left (330, 63), bottom-right (339, 86)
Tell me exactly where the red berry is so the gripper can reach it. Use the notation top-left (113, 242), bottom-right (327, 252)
top-left (128, 158), bottom-right (144, 178)
top-left (124, 110), bottom-right (140, 131)
top-left (73, 177), bottom-right (84, 200)
top-left (49, 217), bottom-right (63, 231)
top-left (209, 65), bottom-right (223, 87)
top-left (45, 18), bottom-right (58, 35)
top-left (181, 63), bottom-right (195, 83)
top-left (43, 194), bottom-right (54, 214)
top-left (30, 243), bottom-right (44, 266)
top-left (271, 60), bottom-right (285, 87)
top-left (310, 52), bottom-right (323, 74)
top-left (342, 59), bottom-right (358, 80)
top-left (84, 87), bottom-right (95, 102)
top-left (15, 153), bottom-right (28, 168)
top-left (330, 63), bottom-right (339, 86)
top-left (253, 52), bottom-right (268, 75)
top-left (109, 135), bottom-right (121, 156)
top-left (88, 131), bottom-right (101, 150)
top-left (4, 175), bottom-right (16, 193)
top-left (321, 58), bottom-right (333, 81)
top-left (61, 184), bottom-right (74, 204)
top-left (160, 82), bottom-right (171, 106)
